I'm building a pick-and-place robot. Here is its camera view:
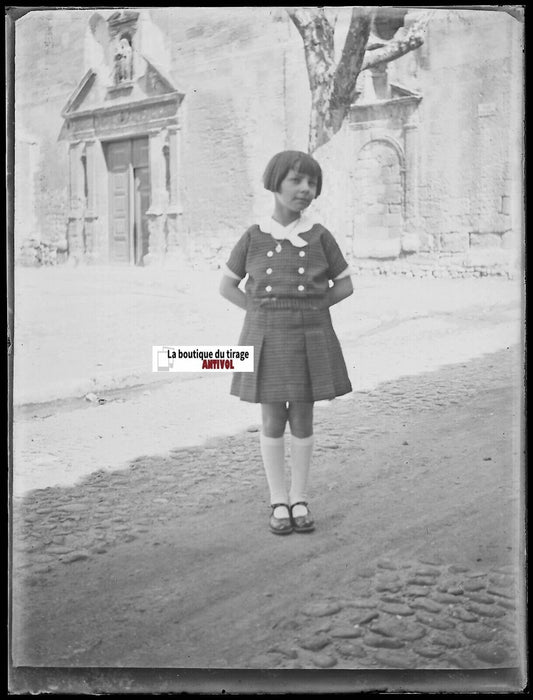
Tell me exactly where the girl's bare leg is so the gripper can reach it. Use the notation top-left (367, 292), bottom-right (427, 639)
top-left (260, 403), bottom-right (289, 516)
top-left (287, 401), bottom-right (313, 439)
top-left (262, 402), bottom-right (289, 438)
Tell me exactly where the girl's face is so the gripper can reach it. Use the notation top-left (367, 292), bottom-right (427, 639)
top-left (275, 168), bottom-right (318, 214)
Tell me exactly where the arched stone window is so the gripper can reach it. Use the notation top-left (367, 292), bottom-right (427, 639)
top-left (352, 138), bottom-right (405, 257)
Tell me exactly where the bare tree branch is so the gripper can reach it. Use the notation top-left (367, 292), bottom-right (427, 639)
top-left (362, 14), bottom-right (429, 70)
top-left (286, 7), bottom-right (315, 33)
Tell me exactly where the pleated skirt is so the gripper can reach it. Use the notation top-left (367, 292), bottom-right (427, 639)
top-left (230, 298), bottom-right (352, 403)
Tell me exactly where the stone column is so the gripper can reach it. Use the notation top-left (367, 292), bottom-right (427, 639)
top-left (370, 64), bottom-right (389, 100)
top-left (144, 128), bottom-right (167, 266)
top-left (165, 124), bottom-right (183, 268)
top-left (401, 119), bottom-right (422, 253)
top-left (67, 141), bottom-right (86, 264)
top-left (83, 138), bottom-right (99, 263)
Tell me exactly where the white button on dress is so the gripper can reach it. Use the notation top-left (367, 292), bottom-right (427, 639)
top-left (298, 267), bottom-right (305, 274)
top-left (275, 244), bottom-right (282, 253)
top-left (265, 285), bottom-right (272, 292)
top-left (298, 285), bottom-right (305, 291)
top-left (267, 251), bottom-right (273, 257)
top-left (299, 251), bottom-right (305, 257)
top-left (266, 268), bottom-right (272, 275)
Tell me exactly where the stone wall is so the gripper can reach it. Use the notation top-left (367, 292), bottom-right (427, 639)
top-left (14, 136), bottom-right (39, 243)
top-left (13, 8), bottom-right (523, 274)
top-left (150, 7), bottom-right (310, 268)
top-left (14, 7), bottom-right (310, 267)
top-left (350, 256), bottom-right (515, 279)
top-left (14, 11), bottom-right (89, 249)
top-left (396, 9), bottom-right (522, 268)
top-left (312, 8), bottom-right (522, 275)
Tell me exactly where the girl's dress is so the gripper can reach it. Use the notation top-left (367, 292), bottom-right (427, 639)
top-left (225, 215), bottom-right (353, 404)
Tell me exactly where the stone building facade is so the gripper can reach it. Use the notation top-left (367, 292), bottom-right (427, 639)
top-left (310, 9), bottom-right (523, 277)
top-left (13, 7), bottom-right (523, 274)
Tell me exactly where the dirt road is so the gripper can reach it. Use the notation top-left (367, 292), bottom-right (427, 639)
top-left (11, 345), bottom-right (525, 690)
top-left (12, 274), bottom-right (521, 498)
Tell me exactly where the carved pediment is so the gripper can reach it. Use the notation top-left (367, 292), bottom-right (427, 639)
top-left (61, 58), bottom-right (184, 141)
top-left (62, 58), bottom-right (183, 118)
top-left (389, 82), bottom-right (421, 99)
top-left (61, 70), bottom-right (99, 117)
top-left (61, 9), bottom-right (184, 140)
top-left (140, 60), bottom-right (178, 97)
top-left (349, 82), bottom-right (421, 126)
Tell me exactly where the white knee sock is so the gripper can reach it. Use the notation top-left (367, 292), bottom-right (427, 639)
top-left (259, 433), bottom-right (288, 516)
top-left (290, 434), bottom-right (314, 517)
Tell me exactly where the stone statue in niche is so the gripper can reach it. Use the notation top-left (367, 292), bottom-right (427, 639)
top-left (114, 36), bottom-right (133, 84)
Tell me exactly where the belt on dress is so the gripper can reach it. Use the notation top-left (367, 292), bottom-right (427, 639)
top-left (248, 297), bottom-right (326, 311)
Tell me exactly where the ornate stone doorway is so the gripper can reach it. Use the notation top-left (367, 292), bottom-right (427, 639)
top-left (347, 81), bottom-right (422, 258)
top-left (61, 10), bottom-right (184, 265)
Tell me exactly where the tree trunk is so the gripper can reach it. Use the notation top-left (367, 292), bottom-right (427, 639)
top-left (328, 8), bottom-right (372, 138)
top-left (288, 7), bottom-right (429, 152)
top-left (287, 8), bottom-right (336, 153)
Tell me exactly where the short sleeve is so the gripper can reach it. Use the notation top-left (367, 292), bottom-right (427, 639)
top-left (320, 229), bottom-right (349, 280)
top-left (225, 230), bottom-right (250, 280)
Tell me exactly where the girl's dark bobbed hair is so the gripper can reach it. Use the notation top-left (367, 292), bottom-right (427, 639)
top-left (263, 150), bottom-right (322, 198)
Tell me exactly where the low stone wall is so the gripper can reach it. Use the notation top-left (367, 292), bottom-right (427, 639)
top-left (349, 255), bottom-right (516, 279)
top-left (16, 238), bottom-right (69, 267)
top-left (179, 237), bottom-right (520, 279)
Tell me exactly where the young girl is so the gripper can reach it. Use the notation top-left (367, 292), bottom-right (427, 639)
top-left (220, 150), bottom-right (353, 535)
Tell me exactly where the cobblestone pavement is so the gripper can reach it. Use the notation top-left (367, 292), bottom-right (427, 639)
top-left (249, 560), bottom-right (519, 671)
top-left (11, 346), bottom-right (525, 673)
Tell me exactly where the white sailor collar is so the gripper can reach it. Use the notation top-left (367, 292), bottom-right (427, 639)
top-left (258, 214), bottom-right (319, 248)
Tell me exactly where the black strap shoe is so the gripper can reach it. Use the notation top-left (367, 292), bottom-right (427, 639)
top-left (269, 503), bottom-right (293, 535)
top-left (290, 501), bottom-right (315, 533)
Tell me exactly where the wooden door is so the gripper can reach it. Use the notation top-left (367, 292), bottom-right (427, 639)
top-left (107, 140), bottom-right (133, 263)
top-left (134, 167), bottom-right (150, 265)
top-left (106, 137), bottom-right (149, 264)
